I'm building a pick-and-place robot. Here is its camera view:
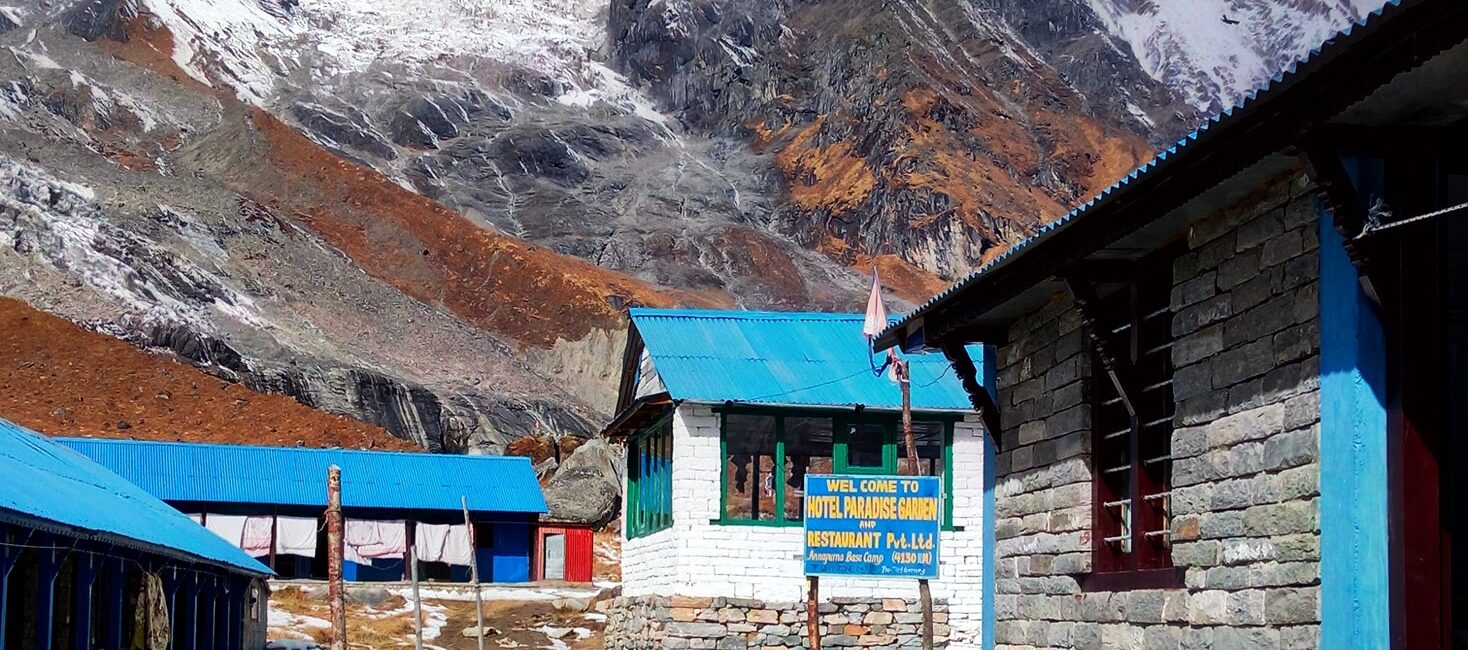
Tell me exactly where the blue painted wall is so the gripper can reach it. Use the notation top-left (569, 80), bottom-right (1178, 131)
top-left (491, 522), bottom-right (531, 583)
top-left (979, 344), bottom-right (997, 650)
top-left (1319, 207), bottom-right (1390, 648)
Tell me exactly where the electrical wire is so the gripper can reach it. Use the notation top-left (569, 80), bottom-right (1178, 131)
top-left (1357, 198), bottom-right (1468, 238)
top-left (740, 368), bottom-right (872, 403)
top-left (916, 364), bottom-right (951, 388)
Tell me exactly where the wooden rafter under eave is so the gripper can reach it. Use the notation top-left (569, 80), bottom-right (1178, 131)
top-left (940, 343), bottom-right (1002, 450)
top-left (1064, 277), bottom-right (1143, 422)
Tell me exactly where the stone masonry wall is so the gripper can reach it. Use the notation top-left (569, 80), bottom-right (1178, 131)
top-left (601, 595), bottom-right (951, 649)
top-left (621, 405), bottom-right (989, 648)
top-left (992, 174), bottom-right (1322, 649)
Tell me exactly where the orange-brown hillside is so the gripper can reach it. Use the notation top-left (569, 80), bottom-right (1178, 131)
top-left (242, 107), bottom-right (691, 347)
top-left (0, 297), bottom-right (418, 450)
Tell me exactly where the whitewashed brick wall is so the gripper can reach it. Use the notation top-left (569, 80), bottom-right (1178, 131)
top-left (622, 403), bottom-right (988, 648)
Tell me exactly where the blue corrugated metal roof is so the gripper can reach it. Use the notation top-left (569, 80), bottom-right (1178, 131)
top-left (58, 439), bottom-right (548, 515)
top-left (631, 308), bottom-right (980, 411)
top-left (0, 419), bottom-right (269, 575)
top-left (879, 0), bottom-right (1407, 342)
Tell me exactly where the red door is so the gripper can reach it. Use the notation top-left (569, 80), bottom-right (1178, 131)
top-left (564, 527), bottom-right (593, 583)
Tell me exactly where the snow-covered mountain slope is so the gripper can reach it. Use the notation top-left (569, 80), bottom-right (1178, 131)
top-left (1085, 0), bottom-right (1387, 112)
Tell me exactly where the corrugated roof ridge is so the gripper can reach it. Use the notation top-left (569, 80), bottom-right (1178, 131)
top-left (631, 308), bottom-right (865, 321)
top-left (879, 0), bottom-right (1407, 339)
top-left (57, 437), bottom-right (533, 466)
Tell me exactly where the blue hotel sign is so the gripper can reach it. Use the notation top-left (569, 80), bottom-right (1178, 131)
top-left (802, 474), bottom-right (941, 579)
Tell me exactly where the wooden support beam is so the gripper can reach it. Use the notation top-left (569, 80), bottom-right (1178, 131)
top-left (177, 572), bottom-right (200, 650)
top-left (941, 343), bottom-right (1001, 449)
top-left (101, 556), bottom-right (128, 650)
top-left (71, 550), bottom-right (100, 650)
top-left (1064, 277), bottom-right (1142, 420)
top-left (1299, 144), bottom-right (1392, 310)
top-left (34, 533), bottom-right (67, 650)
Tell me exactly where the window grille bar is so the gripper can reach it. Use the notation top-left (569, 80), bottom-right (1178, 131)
top-left (1142, 379), bottom-right (1173, 393)
top-left (1141, 416), bottom-right (1173, 429)
top-left (1142, 491), bottom-right (1171, 501)
top-left (1103, 534), bottom-right (1130, 544)
top-left (1101, 464), bottom-right (1133, 475)
top-left (1143, 454), bottom-right (1173, 465)
top-left (1103, 499), bottom-right (1131, 508)
top-left (1143, 530), bottom-right (1170, 538)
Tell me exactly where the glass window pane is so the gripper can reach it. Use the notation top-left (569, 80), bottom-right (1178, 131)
top-left (783, 416), bottom-right (833, 521)
top-left (724, 414), bottom-right (778, 521)
top-left (897, 421), bottom-right (945, 477)
top-left (844, 421), bottom-right (887, 469)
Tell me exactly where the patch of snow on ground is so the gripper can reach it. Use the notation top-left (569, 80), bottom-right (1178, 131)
top-left (267, 607), bottom-right (331, 631)
top-left (388, 584), bottom-right (603, 603)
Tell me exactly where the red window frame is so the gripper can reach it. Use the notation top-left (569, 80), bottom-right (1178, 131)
top-left (1082, 257), bottom-right (1183, 590)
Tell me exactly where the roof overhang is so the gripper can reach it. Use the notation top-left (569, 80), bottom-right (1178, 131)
top-left (876, 0), bottom-right (1468, 352)
top-left (0, 508), bottom-right (272, 577)
top-left (600, 392), bottom-right (674, 438)
top-left (701, 400), bottom-right (974, 416)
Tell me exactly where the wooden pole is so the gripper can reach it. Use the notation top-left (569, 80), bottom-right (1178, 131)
top-left (462, 496), bottom-right (486, 650)
top-left (806, 575), bottom-right (821, 649)
top-left (409, 532), bottom-right (424, 650)
top-left (898, 360), bottom-right (935, 650)
top-left (326, 465), bottom-right (347, 650)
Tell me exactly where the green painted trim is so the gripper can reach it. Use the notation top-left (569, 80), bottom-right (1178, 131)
top-left (943, 421), bottom-right (955, 528)
top-left (709, 519), bottom-right (800, 528)
top-left (719, 412), bottom-right (729, 522)
top-left (775, 416), bottom-right (788, 524)
top-left (625, 417), bottom-right (674, 540)
top-left (713, 404), bottom-right (961, 423)
top-left (716, 409), bottom-right (958, 528)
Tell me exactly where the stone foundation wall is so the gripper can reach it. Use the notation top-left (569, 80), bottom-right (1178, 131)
top-left (602, 595), bottom-right (952, 649)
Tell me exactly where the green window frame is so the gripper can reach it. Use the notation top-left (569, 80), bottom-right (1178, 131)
top-left (716, 408), bottom-right (958, 529)
top-left (626, 414), bottom-right (673, 539)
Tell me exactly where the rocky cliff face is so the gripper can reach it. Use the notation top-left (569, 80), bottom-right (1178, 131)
top-left (608, 0), bottom-right (1183, 283)
top-left (0, 0), bottom-right (1382, 449)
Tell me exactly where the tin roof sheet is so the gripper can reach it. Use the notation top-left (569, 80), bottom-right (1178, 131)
top-left (59, 438), bottom-right (548, 515)
top-left (0, 419), bottom-right (269, 575)
top-left (630, 309), bottom-right (980, 412)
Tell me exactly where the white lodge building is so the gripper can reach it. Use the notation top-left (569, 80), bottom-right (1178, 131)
top-left (602, 309), bottom-right (994, 649)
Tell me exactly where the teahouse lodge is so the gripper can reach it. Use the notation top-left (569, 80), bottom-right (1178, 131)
top-left (602, 309), bottom-right (991, 648)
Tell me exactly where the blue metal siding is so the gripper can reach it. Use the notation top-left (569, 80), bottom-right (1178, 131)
top-left (0, 419), bottom-right (268, 575)
top-left (630, 309), bottom-right (981, 411)
top-left (58, 439), bottom-right (547, 515)
top-left (491, 522), bottom-right (531, 583)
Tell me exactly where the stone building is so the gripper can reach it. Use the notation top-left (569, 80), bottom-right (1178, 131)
top-left (873, 1), bottom-right (1468, 647)
top-left (602, 309), bottom-right (992, 648)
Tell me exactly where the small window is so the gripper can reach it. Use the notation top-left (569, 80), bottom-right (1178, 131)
top-left (783, 416), bottom-right (834, 521)
top-left (718, 411), bottom-right (955, 527)
top-left (626, 417), bottom-right (673, 538)
top-left (1086, 257), bottom-right (1176, 582)
top-left (248, 583), bottom-right (261, 621)
top-left (723, 414), bottom-right (779, 522)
